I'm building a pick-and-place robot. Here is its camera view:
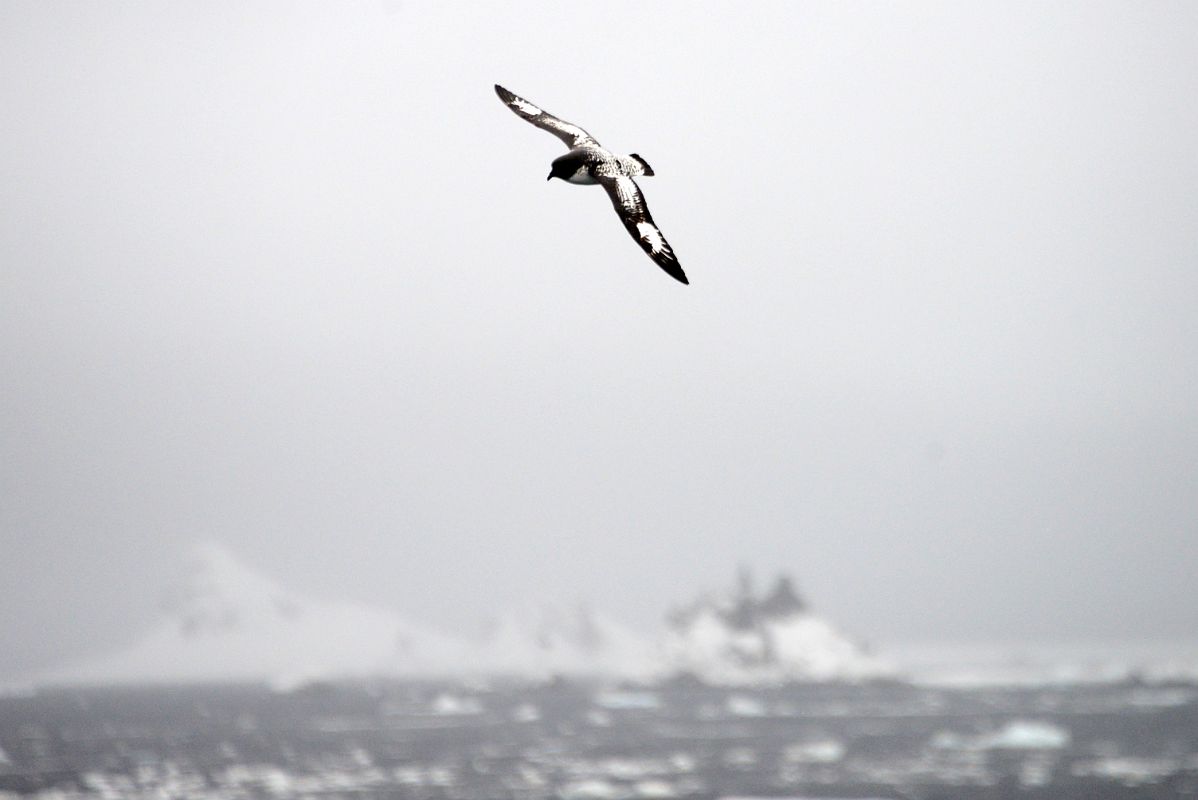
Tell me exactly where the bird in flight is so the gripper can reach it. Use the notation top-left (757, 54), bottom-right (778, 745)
top-left (494, 84), bottom-right (688, 285)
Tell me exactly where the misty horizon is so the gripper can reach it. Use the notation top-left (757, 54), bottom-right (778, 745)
top-left (14, 536), bottom-right (1198, 692)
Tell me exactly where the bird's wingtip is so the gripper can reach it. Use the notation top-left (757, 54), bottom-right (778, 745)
top-left (659, 260), bottom-right (689, 285)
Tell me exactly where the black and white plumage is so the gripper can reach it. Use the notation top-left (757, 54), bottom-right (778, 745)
top-left (494, 84), bottom-right (688, 285)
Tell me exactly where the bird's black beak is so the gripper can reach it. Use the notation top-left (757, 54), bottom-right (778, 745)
top-left (546, 172), bottom-right (554, 181)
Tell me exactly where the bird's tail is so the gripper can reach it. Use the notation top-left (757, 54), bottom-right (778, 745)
top-left (629, 153), bottom-right (655, 176)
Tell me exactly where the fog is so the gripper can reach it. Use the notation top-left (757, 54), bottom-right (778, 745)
top-left (2, 1), bottom-right (1196, 680)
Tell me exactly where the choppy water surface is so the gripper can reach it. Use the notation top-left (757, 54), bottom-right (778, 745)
top-left (2, 677), bottom-right (1197, 799)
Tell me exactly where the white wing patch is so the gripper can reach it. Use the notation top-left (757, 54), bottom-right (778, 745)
top-left (636, 221), bottom-right (666, 253)
top-left (512, 97), bottom-right (542, 115)
top-left (595, 175), bottom-right (687, 283)
top-left (495, 85), bottom-right (600, 150)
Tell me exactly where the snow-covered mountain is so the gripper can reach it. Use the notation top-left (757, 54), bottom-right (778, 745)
top-left (662, 571), bottom-right (893, 684)
top-left (38, 541), bottom-right (470, 688)
top-left (35, 544), bottom-right (892, 688)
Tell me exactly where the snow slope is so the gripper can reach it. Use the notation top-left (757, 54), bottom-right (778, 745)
top-left (38, 542), bottom-right (469, 687)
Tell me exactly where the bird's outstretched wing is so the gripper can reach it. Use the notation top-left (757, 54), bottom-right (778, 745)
top-left (494, 84), bottom-right (600, 150)
top-left (599, 176), bottom-right (688, 284)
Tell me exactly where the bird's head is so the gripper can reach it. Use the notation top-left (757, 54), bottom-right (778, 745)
top-left (546, 160), bottom-right (573, 182)
top-left (547, 151), bottom-right (585, 182)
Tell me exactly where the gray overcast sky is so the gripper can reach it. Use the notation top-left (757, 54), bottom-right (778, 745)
top-left (2, 1), bottom-right (1197, 679)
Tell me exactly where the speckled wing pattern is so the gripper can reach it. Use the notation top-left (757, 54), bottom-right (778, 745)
top-left (599, 176), bottom-right (688, 285)
top-left (494, 85), bottom-right (599, 149)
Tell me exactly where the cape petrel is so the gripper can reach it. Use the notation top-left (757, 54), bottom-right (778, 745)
top-left (494, 84), bottom-right (688, 285)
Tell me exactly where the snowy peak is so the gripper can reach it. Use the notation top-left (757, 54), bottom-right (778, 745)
top-left (669, 569), bottom-right (807, 635)
top-left (40, 542), bottom-right (468, 687)
top-left (663, 569), bottom-right (893, 684)
top-left (159, 541), bottom-right (305, 639)
top-left (759, 575), bottom-right (806, 619)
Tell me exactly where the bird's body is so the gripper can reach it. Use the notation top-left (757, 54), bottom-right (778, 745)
top-left (494, 84), bottom-right (687, 285)
top-left (549, 148), bottom-right (653, 185)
